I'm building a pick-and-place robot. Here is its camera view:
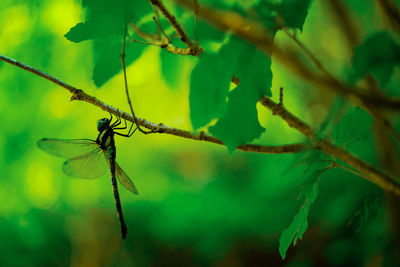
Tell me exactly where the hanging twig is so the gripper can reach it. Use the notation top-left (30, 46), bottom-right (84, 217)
top-left (121, 18), bottom-right (155, 134)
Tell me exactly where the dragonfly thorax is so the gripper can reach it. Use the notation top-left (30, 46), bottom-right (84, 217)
top-left (97, 118), bottom-right (110, 132)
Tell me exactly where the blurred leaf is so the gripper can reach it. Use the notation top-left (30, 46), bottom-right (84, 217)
top-left (92, 40), bottom-right (146, 87)
top-left (295, 149), bottom-right (332, 173)
top-left (351, 31), bottom-right (400, 88)
top-left (318, 98), bottom-right (346, 135)
top-left (347, 195), bottom-right (381, 233)
top-left (194, 20), bottom-right (226, 44)
top-left (189, 37), bottom-right (244, 129)
top-left (279, 168), bottom-right (325, 259)
top-left (209, 41), bottom-right (272, 153)
top-left (331, 107), bottom-right (373, 148)
top-left (256, 0), bottom-right (311, 31)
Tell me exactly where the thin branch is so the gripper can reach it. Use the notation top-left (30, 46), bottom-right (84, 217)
top-left (324, 0), bottom-right (361, 47)
top-left (149, 0), bottom-right (191, 46)
top-left (375, 0), bottom-right (400, 33)
top-left (149, 0), bottom-right (204, 56)
top-left (0, 54), bottom-right (307, 155)
top-left (194, 0), bottom-right (199, 23)
top-left (121, 19), bottom-right (154, 134)
top-left (128, 18), bottom-right (201, 56)
top-left (284, 29), bottom-right (335, 80)
top-left (332, 162), bottom-right (363, 178)
top-left (128, 35), bottom-right (201, 56)
top-left (260, 96), bottom-right (400, 196)
top-left (153, 16), bottom-right (170, 43)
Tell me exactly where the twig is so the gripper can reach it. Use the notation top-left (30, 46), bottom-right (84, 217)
top-left (121, 19), bottom-right (154, 134)
top-left (284, 29), bottom-right (335, 80)
top-left (149, 0), bottom-right (203, 56)
top-left (259, 96), bottom-right (400, 196)
top-left (324, 0), bottom-right (360, 47)
top-left (153, 16), bottom-right (170, 43)
top-left (331, 162), bottom-right (362, 178)
top-left (194, 0), bottom-right (199, 23)
top-left (150, 0), bottom-right (191, 46)
top-left (375, 0), bottom-right (400, 33)
top-left (128, 35), bottom-right (201, 56)
top-left (0, 54), bottom-right (308, 155)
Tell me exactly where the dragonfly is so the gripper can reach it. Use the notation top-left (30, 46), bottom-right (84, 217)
top-left (37, 114), bottom-right (138, 239)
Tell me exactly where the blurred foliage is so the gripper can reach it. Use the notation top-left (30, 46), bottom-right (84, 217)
top-left (0, 0), bottom-right (399, 266)
top-left (351, 31), bottom-right (400, 88)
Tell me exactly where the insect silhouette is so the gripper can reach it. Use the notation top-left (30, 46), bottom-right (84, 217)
top-left (37, 114), bottom-right (137, 239)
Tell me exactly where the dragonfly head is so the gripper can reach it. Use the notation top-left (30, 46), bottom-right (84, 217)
top-left (97, 118), bottom-right (110, 132)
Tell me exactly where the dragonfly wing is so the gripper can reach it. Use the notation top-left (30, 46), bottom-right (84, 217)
top-left (37, 138), bottom-right (98, 159)
top-left (116, 162), bottom-right (138, 194)
top-left (63, 148), bottom-right (108, 179)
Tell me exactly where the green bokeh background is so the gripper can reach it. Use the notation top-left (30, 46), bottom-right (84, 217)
top-left (0, 0), bottom-right (397, 266)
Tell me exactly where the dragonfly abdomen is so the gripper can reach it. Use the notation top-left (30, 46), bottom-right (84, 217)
top-left (108, 157), bottom-right (128, 239)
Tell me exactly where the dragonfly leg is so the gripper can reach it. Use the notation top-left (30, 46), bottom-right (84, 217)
top-left (127, 121), bottom-right (135, 136)
top-left (113, 119), bottom-right (128, 130)
top-left (108, 112), bottom-right (113, 125)
top-left (114, 119), bottom-right (136, 137)
top-left (111, 113), bottom-right (122, 128)
top-left (115, 123), bottom-right (137, 137)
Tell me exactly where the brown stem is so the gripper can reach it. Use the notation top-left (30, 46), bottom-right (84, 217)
top-left (149, 0), bottom-right (203, 56)
top-left (375, 0), bottom-right (400, 33)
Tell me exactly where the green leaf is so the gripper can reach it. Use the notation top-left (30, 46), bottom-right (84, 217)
top-left (209, 86), bottom-right (266, 154)
top-left (234, 46), bottom-right (273, 97)
top-left (160, 50), bottom-right (186, 89)
top-left (64, 0), bottom-right (152, 86)
top-left (279, 168), bottom-right (324, 259)
top-left (92, 40), bottom-right (146, 87)
top-left (65, 0), bottom-right (150, 42)
top-left (331, 107), bottom-right (373, 148)
top-left (190, 54), bottom-right (232, 129)
top-left (351, 31), bottom-right (400, 88)
top-left (189, 38), bottom-right (245, 129)
top-left (64, 22), bottom-right (91, 43)
top-left (275, 0), bottom-right (312, 31)
top-left (253, 0), bottom-right (311, 32)
top-left (209, 42), bottom-right (272, 153)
